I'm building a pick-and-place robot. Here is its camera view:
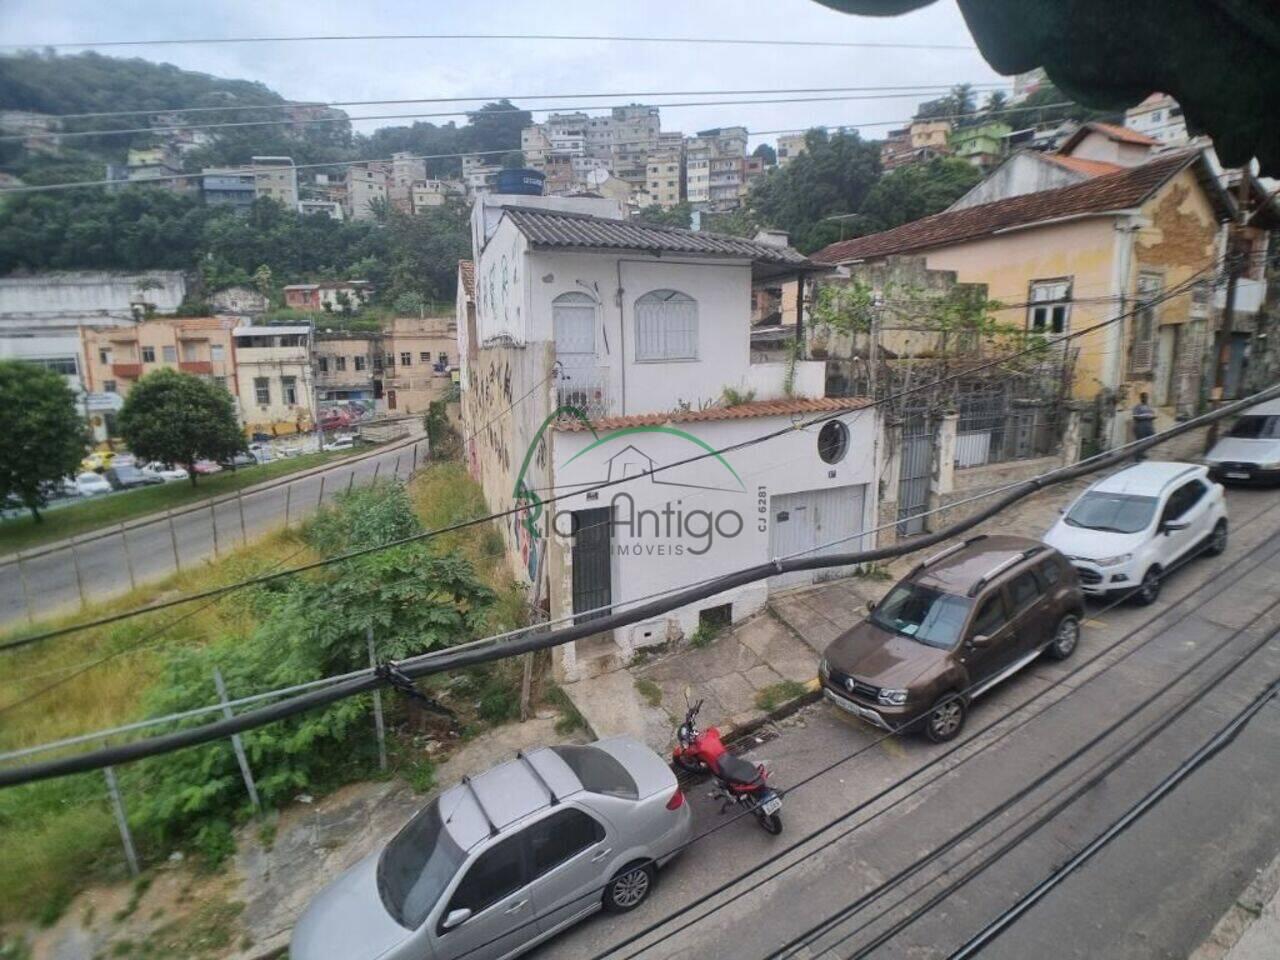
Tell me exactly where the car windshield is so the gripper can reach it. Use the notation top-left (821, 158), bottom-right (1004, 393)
top-left (1063, 492), bottom-right (1158, 534)
top-left (1228, 415), bottom-right (1280, 440)
top-left (870, 582), bottom-right (973, 650)
top-left (377, 800), bottom-right (467, 930)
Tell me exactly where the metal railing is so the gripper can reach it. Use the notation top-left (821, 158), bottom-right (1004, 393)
top-left (555, 367), bottom-right (611, 420)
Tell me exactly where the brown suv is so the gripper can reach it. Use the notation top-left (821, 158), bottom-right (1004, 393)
top-left (820, 534), bottom-right (1084, 743)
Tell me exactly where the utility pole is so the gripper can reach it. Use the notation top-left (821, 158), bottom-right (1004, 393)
top-left (1207, 168), bottom-right (1252, 449)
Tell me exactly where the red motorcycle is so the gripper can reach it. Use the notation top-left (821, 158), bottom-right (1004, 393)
top-left (673, 695), bottom-right (783, 835)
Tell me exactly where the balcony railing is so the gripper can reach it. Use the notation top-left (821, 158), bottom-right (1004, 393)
top-left (111, 362), bottom-right (143, 378)
top-left (555, 367), bottom-right (610, 420)
top-left (179, 360), bottom-right (212, 374)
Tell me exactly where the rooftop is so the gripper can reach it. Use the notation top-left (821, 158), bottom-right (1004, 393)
top-left (501, 206), bottom-right (823, 278)
top-left (813, 150), bottom-right (1229, 264)
top-left (1043, 154), bottom-right (1124, 177)
top-left (1061, 120), bottom-right (1161, 150)
top-left (555, 396), bottom-right (871, 432)
top-left (1092, 461), bottom-right (1204, 495)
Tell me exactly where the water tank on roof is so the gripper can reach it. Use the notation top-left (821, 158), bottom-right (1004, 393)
top-left (496, 168), bottom-right (546, 195)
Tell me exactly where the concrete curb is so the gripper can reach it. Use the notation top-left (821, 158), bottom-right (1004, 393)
top-left (1189, 849), bottom-right (1280, 960)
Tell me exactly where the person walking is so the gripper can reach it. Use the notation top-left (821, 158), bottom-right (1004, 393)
top-left (1132, 392), bottom-right (1156, 459)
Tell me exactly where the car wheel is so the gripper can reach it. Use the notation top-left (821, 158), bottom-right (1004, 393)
top-left (1135, 566), bottom-right (1162, 606)
top-left (1045, 613), bottom-right (1081, 660)
top-left (1206, 519), bottom-right (1228, 557)
top-left (924, 695), bottom-right (966, 743)
top-left (603, 862), bottom-right (655, 913)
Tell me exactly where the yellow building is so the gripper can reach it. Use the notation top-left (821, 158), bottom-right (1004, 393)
top-left (80, 316), bottom-right (239, 401)
top-left (813, 149), bottom-right (1234, 443)
top-left (381, 316), bottom-right (458, 415)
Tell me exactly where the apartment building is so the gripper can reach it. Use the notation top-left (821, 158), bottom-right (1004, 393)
top-left (314, 331), bottom-right (380, 406)
top-left (410, 179), bottom-right (463, 212)
top-left (252, 156), bottom-right (299, 207)
top-left (1124, 93), bottom-right (1191, 147)
top-left (777, 133), bottom-right (807, 167)
top-left (283, 280), bottom-right (374, 312)
top-left (685, 127), bottom-right (750, 208)
top-left (461, 154), bottom-right (502, 197)
top-left (382, 316), bottom-right (458, 414)
top-left (388, 152), bottom-right (428, 212)
top-left (232, 324), bottom-right (316, 435)
top-left (201, 168), bottom-right (257, 212)
top-left (345, 165), bottom-right (389, 220)
top-left (645, 154), bottom-right (684, 207)
top-left (79, 316), bottom-right (239, 402)
top-left (298, 199), bottom-right (344, 220)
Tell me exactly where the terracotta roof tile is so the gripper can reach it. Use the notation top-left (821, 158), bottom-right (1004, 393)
top-left (1043, 154), bottom-right (1124, 177)
top-left (554, 396), bottom-right (871, 432)
top-left (813, 151), bottom-right (1215, 264)
top-left (458, 259), bottom-right (474, 300)
top-left (1085, 121), bottom-right (1161, 146)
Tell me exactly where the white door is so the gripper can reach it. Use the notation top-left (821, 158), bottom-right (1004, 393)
top-left (768, 485), bottom-right (866, 590)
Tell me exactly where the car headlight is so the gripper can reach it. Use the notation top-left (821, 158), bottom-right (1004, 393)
top-left (1092, 553), bottom-right (1132, 567)
top-left (819, 657), bottom-right (830, 680)
top-left (878, 688), bottom-right (908, 706)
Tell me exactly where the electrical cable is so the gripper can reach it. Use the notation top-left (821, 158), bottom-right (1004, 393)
top-left (590, 498), bottom-right (1280, 960)
top-left (39, 82), bottom-right (1013, 121)
top-left (767, 597), bottom-right (1280, 959)
top-left (0, 101), bottom-right (1083, 194)
top-left (941, 678), bottom-right (1280, 960)
top-left (0, 32), bottom-right (980, 52)
top-left (0, 265), bottom-right (1213, 655)
top-left (0, 377), bottom-right (1272, 788)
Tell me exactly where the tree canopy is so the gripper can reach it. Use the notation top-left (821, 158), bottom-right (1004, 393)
top-left (117, 369), bottom-right (244, 483)
top-left (0, 361), bottom-right (87, 521)
top-left (857, 157), bottom-right (981, 233)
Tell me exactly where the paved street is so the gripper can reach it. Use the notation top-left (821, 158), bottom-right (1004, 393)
top-left (535, 486), bottom-right (1280, 960)
top-left (0, 434), bottom-right (426, 630)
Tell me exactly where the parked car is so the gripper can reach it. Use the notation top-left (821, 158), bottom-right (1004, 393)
top-left (220, 452), bottom-right (258, 469)
top-left (74, 472), bottom-right (113, 496)
top-left (820, 534), bottom-right (1085, 743)
top-left (104, 464), bottom-right (165, 491)
top-left (323, 435), bottom-right (356, 451)
top-left (140, 462), bottom-right (189, 483)
top-left (192, 460), bottom-right (223, 475)
top-left (1043, 461), bottom-right (1227, 605)
top-left (80, 450), bottom-right (116, 474)
top-left (291, 738), bottom-right (690, 960)
top-left (1202, 398), bottom-right (1280, 485)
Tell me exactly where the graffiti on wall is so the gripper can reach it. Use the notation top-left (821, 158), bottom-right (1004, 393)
top-left (511, 404), bottom-right (595, 582)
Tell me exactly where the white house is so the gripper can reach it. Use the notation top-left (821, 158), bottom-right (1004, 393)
top-left (459, 197), bottom-right (878, 682)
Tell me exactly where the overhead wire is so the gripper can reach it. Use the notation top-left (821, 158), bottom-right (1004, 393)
top-left (1, 374), bottom-right (1274, 787)
top-left (0, 262), bottom-right (1210, 655)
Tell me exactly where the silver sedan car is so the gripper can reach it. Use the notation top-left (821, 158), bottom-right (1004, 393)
top-left (291, 736), bottom-right (692, 960)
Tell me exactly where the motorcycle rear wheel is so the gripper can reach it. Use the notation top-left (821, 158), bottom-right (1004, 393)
top-left (756, 810), bottom-right (783, 835)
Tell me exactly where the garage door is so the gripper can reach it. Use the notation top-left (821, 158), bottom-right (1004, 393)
top-left (768, 485), bottom-right (866, 590)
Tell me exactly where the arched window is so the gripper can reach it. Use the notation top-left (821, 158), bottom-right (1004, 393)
top-left (553, 292), bottom-right (597, 368)
top-left (635, 290), bottom-right (698, 361)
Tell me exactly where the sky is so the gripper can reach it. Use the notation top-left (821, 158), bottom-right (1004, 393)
top-left (0, 0), bottom-right (1007, 148)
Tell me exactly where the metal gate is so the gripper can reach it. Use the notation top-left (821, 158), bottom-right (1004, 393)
top-left (896, 412), bottom-right (932, 536)
top-left (768, 485), bottom-right (867, 590)
top-left (571, 507), bottom-right (612, 624)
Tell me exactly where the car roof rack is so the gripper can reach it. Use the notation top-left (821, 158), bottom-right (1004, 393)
top-left (967, 545), bottom-right (1045, 598)
top-left (907, 535), bottom-right (989, 578)
top-left (517, 750), bottom-right (560, 806)
top-left (461, 775), bottom-right (500, 838)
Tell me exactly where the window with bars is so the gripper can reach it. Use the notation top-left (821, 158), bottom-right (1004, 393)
top-left (1027, 279), bottom-right (1072, 335)
top-left (635, 289), bottom-right (698, 361)
top-left (254, 377), bottom-right (270, 405)
top-left (1130, 272), bottom-right (1163, 374)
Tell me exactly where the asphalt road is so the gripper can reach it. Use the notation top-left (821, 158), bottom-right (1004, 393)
top-left (536, 486), bottom-right (1280, 960)
top-left (0, 435), bottom-right (426, 630)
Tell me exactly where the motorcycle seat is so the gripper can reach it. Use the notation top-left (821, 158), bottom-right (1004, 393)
top-left (714, 752), bottom-right (763, 786)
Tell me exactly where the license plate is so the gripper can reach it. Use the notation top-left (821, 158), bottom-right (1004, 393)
top-left (1226, 471), bottom-right (1250, 480)
top-left (760, 795), bottom-right (782, 816)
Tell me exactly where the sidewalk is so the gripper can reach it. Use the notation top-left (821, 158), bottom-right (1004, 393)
top-left (1191, 851), bottom-right (1280, 960)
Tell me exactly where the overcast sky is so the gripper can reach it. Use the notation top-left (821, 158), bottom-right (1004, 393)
top-left (0, 0), bottom-right (1006, 147)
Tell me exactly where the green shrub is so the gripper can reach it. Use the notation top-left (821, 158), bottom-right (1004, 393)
top-left (754, 680), bottom-right (809, 712)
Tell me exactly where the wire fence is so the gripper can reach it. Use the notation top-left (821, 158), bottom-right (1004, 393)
top-left (0, 434), bottom-right (427, 631)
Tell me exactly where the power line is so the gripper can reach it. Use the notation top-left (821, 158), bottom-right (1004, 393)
top-left (0, 32), bottom-right (980, 52)
top-left (0, 101), bottom-right (1082, 194)
top-left (0, 377), bottom-right (1272, 788)
top-left (770, 599), bottom-right (1280, 959)
top-left (0, 265), bottom-right (1208, 655)
top-left (40, 82), bottom-right (1014, 121)
top-left (0, 90), bottom-right (1024, 143)
top-left (944, 679), bottom-right (1279, 960)
top-left (591, 506), bottom-right (1280, 960)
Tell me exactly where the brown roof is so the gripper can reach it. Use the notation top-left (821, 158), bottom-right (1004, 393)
top-left (1043, 154), bottom-right (1124, 177)
top-left (458, 260), bottom-right (474, 301)
top-left (813, 151), bottom-right (1227, 264)
top-left (1059, 121), bottom-right (1160, 156)
top-left (554, 396), bottom-right (872, 432)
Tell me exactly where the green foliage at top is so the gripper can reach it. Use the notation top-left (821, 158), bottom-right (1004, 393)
top-left (0, 361), bottom-right (88, 521)
top-left (752, 143), bottom-right (777, 165)
top-left (999, 82), bottom-right (1116, 131)
top-left (858, 157), bottom-right (981, 233)
top-left (126, 480), bottom-right (495, 849)
top-left (117, 369), bottom-right (244, 483)
top-left (746, 129), bottom-right (881, 252)
top-left (633, 202), bottom-right (694, 230)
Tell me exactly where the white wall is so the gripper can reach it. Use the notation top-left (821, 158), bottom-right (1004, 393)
top-left (550, 409), bottom-right (878, 663)
top-left (474, 216), bottom-right (531, 344)
top-left (0, 271), bottom-right (186, 331)
top-left (524, 249), bottom-right (757, 413)
top-left (950, 152), bottom-right (1085, 210)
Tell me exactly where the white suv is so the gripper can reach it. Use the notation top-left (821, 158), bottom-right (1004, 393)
top-left (1043, 462), bottom-right (1227, 605)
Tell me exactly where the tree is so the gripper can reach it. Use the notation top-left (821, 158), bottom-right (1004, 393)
top-left (118, 369), bottom-right (244, 485)
top-left (500, 150), bottom-right (525, 169)
top-left (251, 264), bottom-right (273, 298)
top-left (858, 157), bottom-right (981, 233)
top-left (0, 361), bottom-right (87, 521)
top-left (983, 90), bottom-right (1009, 116)
top-left (949, 83), bottom-right (977, 121)
top-left (753, 143), bottom-right (777, 166)
top-left (633, 201), bottom-right (693, 229)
